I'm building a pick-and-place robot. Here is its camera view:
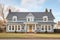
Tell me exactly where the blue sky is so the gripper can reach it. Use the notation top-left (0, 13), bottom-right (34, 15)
top-left (0, 0), bottom-right (60, 22)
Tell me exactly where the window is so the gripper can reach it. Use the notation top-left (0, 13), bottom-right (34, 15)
top-left (12, 26), bottom-right (14, 30)
top-left (48, 26), bottom-right (50, 30)
top-left (27, 17), bottom-right (34, 22)
top-left (41, 26), bottom-right (44, 30)
top-left (45, 25), bottom-right (47, 30)
top-left (44, 18), bottom-right (47, 21)
top-left (43, 16), bottom-right (48, 22)
top-left (18, 25), bottom-right (20, 30)
top-left (9, 26), bottom-right (11, 30)
top-left (51, 25), bottom-right (53, 28)
top-left (28, 18), bottom-right (30, 21)
top-left (22, 26), bottom-right (24, 30)
top-left (26, 13), bottom-right (34, 22)
top-left (12, 16), bottom-right (17, 22)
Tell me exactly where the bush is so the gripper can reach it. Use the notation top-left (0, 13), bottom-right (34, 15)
top-left (0, 28), bottom-right (3, 32)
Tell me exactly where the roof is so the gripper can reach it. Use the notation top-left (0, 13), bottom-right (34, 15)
top-left (6, 12), bottom-right (55, 20)
top-left (7, 22), bottom-right (23, 25)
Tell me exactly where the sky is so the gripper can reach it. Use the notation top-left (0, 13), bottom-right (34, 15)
top-left (0, 0), bottom-right (60, 22)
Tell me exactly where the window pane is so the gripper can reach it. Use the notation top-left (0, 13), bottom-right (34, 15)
top-left (45, 25), bottom-right (47, 30)
top-left (48, 26), bottom-right (50, 30)
top-left (44, 18), bottom-right (47, 21)
top-left (18, 26), bottom-right (20, 30)
top-left (28, 18), bottom-right (30, 21)
top-left (9, 26), bottom-right (11, 30)
top-left (22, 26), bottom-right (24, 29)
top-left (12, 26), bottom-right (14, 30)
top-left (42, 26), bottom-right (44, 30)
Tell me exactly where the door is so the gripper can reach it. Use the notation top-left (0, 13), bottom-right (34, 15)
top-left (29, 25), bottom-right (32, 32)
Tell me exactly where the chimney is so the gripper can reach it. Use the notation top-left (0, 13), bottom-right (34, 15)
top-left (50, 9), bottom-right (52, 13)
top-left (45, 8), bottom-right (48, 13)
top-left (9, 9), bottom-right (11, 13)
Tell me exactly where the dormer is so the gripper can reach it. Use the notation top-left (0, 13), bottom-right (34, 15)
top-left (12, 16), bottom-right (17, 22)
top-left (26, 13), bottom-right (34, 22)
top-left (43, 16), bottom-right (48, 22)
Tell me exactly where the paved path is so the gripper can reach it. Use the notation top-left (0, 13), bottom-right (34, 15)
top-left (0, 39), bottom-right (60, 40)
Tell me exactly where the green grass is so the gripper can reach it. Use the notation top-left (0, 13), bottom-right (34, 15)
top-left (0, 33), bottom-right (60, 39)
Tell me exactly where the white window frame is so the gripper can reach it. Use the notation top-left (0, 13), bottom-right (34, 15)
top-left (27, 17), bottom-right (34, 22)
top-left (12, 16), bottom-right (17, 22)
top-left (43, 16), bottom-right (48, 22)
top-left (8, 25), bottom-right (11, 31)
top-left (41, 25), bottom-right (45, 31)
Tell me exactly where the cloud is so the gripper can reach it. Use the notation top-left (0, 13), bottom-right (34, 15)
top-left (20, 0), bottom-right (46, 11)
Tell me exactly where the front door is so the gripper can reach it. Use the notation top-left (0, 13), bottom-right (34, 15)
top-left (29, 25), bottom-right (32, 32)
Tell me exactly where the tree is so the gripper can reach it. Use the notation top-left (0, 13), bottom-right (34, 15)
top-left (0, 4), bottom-right (7, 32)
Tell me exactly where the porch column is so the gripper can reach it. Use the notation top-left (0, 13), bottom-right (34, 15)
top-left (14, 25), bottom-right (15, 31)
top-left (35, 24), bottom-right (36, 31)
top-left (17, 25), bottom-right (18, 31)
top-left (44, 25), bottom-right (45, 32)
top-left (11, 25), bottom-right (12, 31)
top-left (20, 25), bottom-right (21, 31)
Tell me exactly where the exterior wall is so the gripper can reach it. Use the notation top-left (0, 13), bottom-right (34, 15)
top-left (36, 24), bottom-right (54, 32)
top-left (6, 24), bottom-right (54, 33)
top-left (6, 14), bottom-right (54, 33)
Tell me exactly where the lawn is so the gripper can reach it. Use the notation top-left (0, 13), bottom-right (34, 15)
top-left (0, 33), bottom-right (60, 39)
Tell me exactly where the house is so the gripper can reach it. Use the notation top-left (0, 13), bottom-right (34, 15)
top-left (54, 21), bottom-right (60, 33)
top-left (6, 9), bottom-right (55, 33)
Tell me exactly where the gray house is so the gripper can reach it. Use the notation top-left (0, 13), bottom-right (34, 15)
top-left (6, 9), bottom-right (55, 33)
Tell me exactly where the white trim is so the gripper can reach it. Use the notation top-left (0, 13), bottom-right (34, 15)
top-left (25, 24), bottom-right (27, 32)
top-left (43, 16), bottom-right (48, 22)
top-left (40, 25), bottom-right (45, 32)
top-left (16, 25), bottom-right (18, 31)
top-left (32, 25), bottom-right (35, 32)
top-left (27, 25), bottom-right (29, 32)
top-left (7, 25), bottom-right (15, 32)
top-left (44, 25), bottom-right (45, 31)
top-left (20, 25), bottom-right (21, 31)
top-left (12, 16), bottom-right (17, 22)
top-left (14, 25), bottom-right (15, 31)
top-left (47, 25), bottom-right (54, 32)
top-left (35, 24), bottom-right (36, 31)
top-left (16, 25), bottom-right (21, 32)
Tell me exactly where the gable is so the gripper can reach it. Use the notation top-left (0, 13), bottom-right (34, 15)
top-left (26, 13), bottom-right (34, 17)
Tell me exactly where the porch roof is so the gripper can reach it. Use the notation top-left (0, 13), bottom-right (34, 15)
top-left (7, 22), bottom-right (23, 25)
top-left (38, 22), bottom-right (56, 24)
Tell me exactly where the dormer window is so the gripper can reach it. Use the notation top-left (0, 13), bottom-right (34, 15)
top-left (26, 13), bottom-right (34, 22)
top-left (12, 16), bottom-right (17, 22)
top-left (43, 16), bottom-right (48, 22)
top-left (27, 17), bottom-right (34, 22)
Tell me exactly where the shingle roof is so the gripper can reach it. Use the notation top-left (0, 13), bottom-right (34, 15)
top-left (6, 12), bottom-right (55, 19)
